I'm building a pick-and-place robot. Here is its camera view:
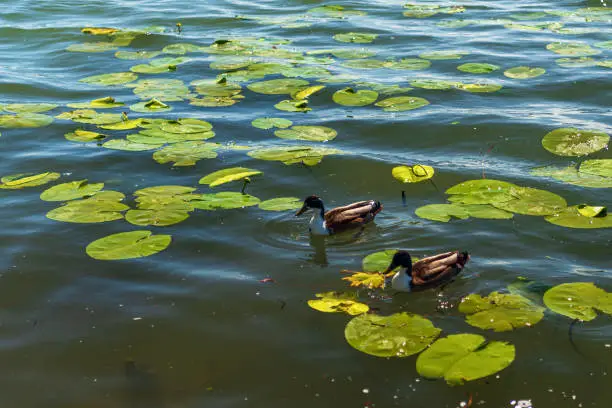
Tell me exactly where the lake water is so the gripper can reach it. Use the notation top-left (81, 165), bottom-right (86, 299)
top-left (0, 0), bottom-right (611, 407)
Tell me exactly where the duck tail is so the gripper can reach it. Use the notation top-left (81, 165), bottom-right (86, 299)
top-left (457, 251), bottom-right (470, 268)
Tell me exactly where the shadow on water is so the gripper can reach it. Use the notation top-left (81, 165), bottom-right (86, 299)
top-left (124, 360), bottom-right (163, 408)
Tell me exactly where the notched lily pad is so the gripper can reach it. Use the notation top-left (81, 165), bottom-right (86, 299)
top-left (545, 206), bottom-right (612, 229)
top-left (86, 230), bottom-right (172, 260)
top-left (40, 179), bottom-right (104, 201)
top-left (67, 96), bottom-right (125, 109)
top-left (392, 165), bottom-right (434, 183)
top-left (308, 292), bottom-right (369, 316)
top-left (543, 282), bottom-right (612, 321)
top-left (65, 129), bottom-right (107, 142)
top-left (459, 292), bottom-right (545, 331)
top-left (504, 66), bottom-right (546, 79)
top-left (333, 88), bottom-right (378, 107)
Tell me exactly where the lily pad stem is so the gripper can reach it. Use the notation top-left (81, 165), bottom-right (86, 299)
top-left (241, 177), bottom-right (251, 195)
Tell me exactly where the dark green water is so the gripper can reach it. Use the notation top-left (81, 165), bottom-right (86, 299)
top-left (0, 1), bottom-right (611, 407)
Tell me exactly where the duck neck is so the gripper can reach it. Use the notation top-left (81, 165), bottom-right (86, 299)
top-left (309, 207), bottom-right (328, 235)
top-left (391, 266), bottom-right (413, 291)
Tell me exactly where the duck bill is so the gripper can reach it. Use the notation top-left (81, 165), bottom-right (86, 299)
top-left (295, 205), bottom-right (307, 216)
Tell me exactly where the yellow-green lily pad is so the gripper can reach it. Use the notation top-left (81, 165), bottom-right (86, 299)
top-left (65, 129), bottom-right (107, 143)
top-left (503, 66), bottom-right (546, 79)
top-left (2, 103), bottom-right (57, 113)
top-left (0, 172), bottom-right (60, 189)
top-left (0, 113), bottom-right (53, 128)
top-left (274, 99), bottom-right (312, 112)
top-left (80, 72), bottom-right (138, 86)
top-left (308, 292), bottom-right (369, 316)
top-left (258, 197), bottom-right (302, 211)
top-left (332, 88), bottom-right (378, 106)
top-left (125, 208), bottom-right (190, 227)
top-left (375, 96), bottom-right (429, 112)
top-left (191, 192), bottom-right (260, 210)
top-left (546, 41), bottom-right (601, 56)
top-left (543, 282), bottom-right (612, 321)
top-left (152, 141), bottom-right (218, 166)
top-left (541, 127), bottom-right (609, 157)
top-left (130, 98), bottom-right (172, 113)
top-left (459, 292), bottom-right (545, 331)
top-left (545, 206), bottom-right (612, 229)
top-left (274, 125), bottom-right (337, 142)
top-left (392, 165), bottom-right (434, 183)
top-left (457, 63), bottom-right (500, 74)
top-left (103, 139), bottom-right (163, 151)
top-left (333, 32), bottom-right (377, 44)
top-left (115, 50), bottom-right (161, 60)
top-left (86, 230), bottom-right (172, 260)
top-left (199, 167), bottom-right (262, 187)
top-left (251, 117), bottom-right (292, 130)
top-left (67, 42), bottom-right (118, 53)
top-left (40, 179), bottom-right (104, 202)
top-left (556, 57), bottom-right (597, 68)
top-left (247, 78), bottom-right (310, 95)
top-left (67, 96), bottom-right (125, 109)
top-left (248, 145), bottom-right (342, 166)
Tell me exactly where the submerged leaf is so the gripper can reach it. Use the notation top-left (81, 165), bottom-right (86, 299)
top-left (199, 167), bottom-right (262, 187)
top-left (392, 165), bottom-right (434, 183)
top-left (459, 292), bottom-right (545, 331)
top-left (86, 230), bottom-right (172, 260)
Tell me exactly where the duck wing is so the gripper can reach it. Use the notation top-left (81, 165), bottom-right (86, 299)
top-left (324, 200), bottom-right (382, 233)
top-left (411, 251), bottom-right (469, 287)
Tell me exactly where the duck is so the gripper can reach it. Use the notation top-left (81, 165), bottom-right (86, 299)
top-left (383, 250), bottom-right (470, 291)
top-left (295, 195), bottom-right (383, 235)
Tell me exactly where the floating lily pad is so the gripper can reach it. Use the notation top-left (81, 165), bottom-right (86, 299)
top-left (281, 65), bottom-right (330, 79)
top-left (40, 179), bottom-right (104, 202)
top-left (192, 79), bottom-right (242, 97)
top-left (410, 79), bottom-right (460, 90)
top-left (546, 41), bottom-right (600, 56)
top-left (385, 58), bottom-right (431, 70)
top-left (103, 139), bottom-right (163, 151)
top-left (0, 172), bottom-right (60, 189)
top-left (86, 230), bottom-right (171, 260)
top-left (162, 43), bottom-right (201, 54)
top-left (595, 41), bottom-right (612, 49)
top-left (160, 118), bottom-right (213, 134)
top-left (308, 4), bottom-right (366, 17)
top-left (456, 82), bottom-right (502, 93)
top-left (545, 206), bottom-right (612, 229)
top-left (419, 50), bottom-right (469, 60)
top-left (251, 117), bottom-right (292, 130)
top-left (555, 57), bottom-right (597, 68)
top-left (577, 205), bottom-right (606, 218)
top-left (344, 313), bottom-right (441, 358)
top-left (333, 32), bottom-right (377, 44)
top-left (531, 165), bottom-right (612, 189)
top-left (67, 96), bottom-right (124, 109)
top-left (375, 96), bottom-right (429, 112)
top-left (503, 66), bottom-right (546, 79)
top-left (248, 145), bottom-right (342, 166)
top-left (258, 197), bottom-right (302, 211)
top-left (392, 165), bottom-right (434, 183)
top-left (46, 193), bottom-right (128, 223)
top-left (65, 129), bottom-right (107, 143)
top-left (580, 159), bottom-right (612, 178)
top-left (125, 208), bottom-right (190, 227)
top-left (492, 187), bottom-right (567, 216)
top-left (2, 103), bottom-right (57, 113)
top-left (342, 59), bottom-right (387, 70)
top-left (189, 96), bottom-right (242, 107)
top-left (308, 292), bottom-right (369, 316)
top-left (67, 42), bottom-right (118, 53)
top-left (416, 334), bottom-right (515, 386)
top-left (342, 271), bottom-right (386, 289)
top-left (247, 78), bottom-right (310, 95)
top-left (274, 99), bottom-right (312, 112)
top-left (0, 113), bottom-right (53, 128)
top-left (325, 48), bottom-right (375, 59)
top-left (115, 50), bottom-right (161, 60)
top-left (291, 85), bottom-right (325, 101)
top-left (130, 98), bottom-right (172, 113)
top-left (597, 60), bottom-right (612, 69)
top-left (56, 109), bottom-right (123, 125)
top-left (333, 88), bottom-right (378, 106)
top-left (82, 27), bottom-right (119, 35)
top-left (130, 63), bottom-right (178, 74)
top-left (459, 292), bottom-right (545, 332)
top-left (99, 118), bottom-right (144, 130)
top-left (152, 141), bottom-right (218, 166)
top-left (457, 63), bottom-right (500, 74)
top-left (191, 192), bottom-right (260, 210)
top-left (199, 167), bottom-right (262, 187)
top-left (274, 125), bottom-right (337, 142)
top-left (446, 179), bottom-right (517, 195)
top-left (127, 78), bottom-right (190, 101)
top-left (460, 204), bottom-right (514, 219)
top-left (541, 128), bottom-right (609, 157)
top-left (543, 282), bottom-right (612, 321)
top-left (362, 249), bottom-right (399, 272)
top-left (80, 72), bottom-right (138, 86)
top-left (415, 203), bottom-right (469, 222)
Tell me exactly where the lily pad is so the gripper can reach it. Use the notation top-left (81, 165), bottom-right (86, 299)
top-left (65, 129), bottom-right (107, 142)
top-left (456, 82), bottom-right (502, 93)
top-left (162, 43), bottom-right (201, 54)
top-left (191, 192), bottom-right (260, 210)
top-left (125, 208), bottom-right (190, 227)
top-left (86, 230), bottom-right (172, 260)
top-left (2, 103), bottom-right (57, 113)
top-left (199, 167), bottom-right (262, 187)
top-left (67, 96), bottom-right (124, 109)
top-left (247, 78), bottom-right (310, 95)
top-left (56, 109), bottom-right (123, 125)
top-left (503, 66), bottom-right (546, 79)
top-left (416, 334), bottom-right (515, 386)
top-left (577, 205), bottom-right (606, 218)
top-left (375, 96), bottom-right (429, 112)
top-left (385, 58), bottom-right (431, 70)
top-left (459, 292), bottom-right (545, 332)
top-left (543, 282), bottom-right (612, 321)
top-left (189, 96), bottom-right (242, 107)
top-left (291, 85), bottom-right (325, 101)
top-left (308, 292), bottom-right (369, 316)
top-left (274, 126), bottom-right (337, 142)
top-left (258, 197), bottom-right (302, 211)
top-left (130, 98), bottom-right (172, 113)
top-left (344, 313), bottom-right (441, 358)
top-left (103, 139), bottom-right (163, 151)
top-left (545, 206), bottom-right (612, 229)
top-left (0, 172), bottom-right (60, 189)
top-left (580, 159), bottom-right (612, 178)
top-left (446, 179), bottom-right (517, 195)
top-left (99, 118), bottom-right (144, 130)
top-left (457, 63), bottom-right (500, 74)
top-left (248, 145), bottom-right (342, 166)
top-left (460, 204), bottom-right (514, 220)
top-left (415, 203), bottom-right (469, 222)
top-left (127, 78), bottom-right (190, 101)
top-left (251, 117), bottom-right (292, 130)
top-left (332, 88), bottom-right (378, 106)
top-left (82, 27), bottom-right (119, 35)
top-left (115, 50), bottom-right (161, 60)
top-left (392, 165), bottom-right (434, 183)
top-left (80, 72), bottom-right (138, 86)
top-left (192, 79), bottom-right (242, 97)
top-left (274, 99), bottom-right (312, 112)
top-left (492, 187), bottom-right (567, 216)
top-left (40, 179), bottom-right (104, 202)
top-left (546, 41), bottom-right (600, 56)
top-left (333, 32), bottom-right (377, 44)
top-left (153, 141), bottom-right (218, 166)
top-left (419, 50), bottom-right (469, 60)
top-left (0, 113), bottom-right (53, 128)
top-left (67, 42), bottom-right (118, 53)
top-left (410, 79), bottom-right (460, 90)
top-left (531, 165), bottom-right (612, 189)
top-left (541, 128), bottom-right (609, 157)
top-left (46, 194), bottom-right (128, 223)
top-left (342, 59), bottom-right (387, 70)
top-left (555, 57), bottom-right (597, 68)
top-left (362, 249), bottom-right (399, 272)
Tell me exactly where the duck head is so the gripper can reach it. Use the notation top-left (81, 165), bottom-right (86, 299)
top-left (384, 250), bottom-right (413, 274)
top-left (295, 195), bottom-right (325, 216)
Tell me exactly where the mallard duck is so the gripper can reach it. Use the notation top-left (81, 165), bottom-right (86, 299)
top-left (384, 250), bottom-right (470, 291)
top-left (295, 195), bottom-right (383, 235)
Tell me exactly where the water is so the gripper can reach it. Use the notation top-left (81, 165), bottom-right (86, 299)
top-left (0, 0), bottom-right (611, 407)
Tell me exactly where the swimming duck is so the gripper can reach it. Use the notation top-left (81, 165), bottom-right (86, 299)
top-left (384, 250), bottom-right (470, 291)
top-left (295, 195), bottom-right (383, 235)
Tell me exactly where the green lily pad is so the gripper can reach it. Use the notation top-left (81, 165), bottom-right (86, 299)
top-left (99, 118), bottom-right (143, 130)
top-left (460, 204), bottom-right (514, 219)
top-left (258, 197), bottom-right (302, 211)
top-left (40, 179), bottom-right (104, 202)
top-left (531, 165), bottom-right (612, 189)
top-left (541, 128), bottom-right (609, 157)
top-left (86, 230), bottom-right (172, 261)
top-left (209, 57), bottom-right (254, 70)
top-left (375, 96), bottom-right (429, 112)
top-left (456, 82), bottom-right (503, 93)
top-left (115, 50), bottom-right (161, 60)
top-left (191, 192), bottom-right (260, 210)
top-left (2, 103), bottom-right (57, 113)
top-left (416, 334), bottom-right (515, 386)
top-left (503, 66), bottom-right (546, 79)
top-left (160, 118), bottom-right (213, 134)
top-left (152, 141), bottom-right (218, 166)
top-left (46, 194), bottom-right (128, 223)
top-left (492, 187), bottom-right (567, 216)
top-left (130, 63), bottom-right (178, 74)
top-left (127, 78), bottom-right (190, 101)
top-left (457, 63), bottom-right (500, 74)
top-left (67, 42), bottom-right (118, 53)
top-left (410, 79), bottom-right (460, 90)
top-left (332, 88), bottom-right (378, 106)
top-left (67, 96), bottom-right (125, 109)
top-left (325, 48), bottom-right (375, 59)
top-left (392, 165), bottom-right (434, 183)
top-left (546, 41), bottom-right (601, 56)
top-left (308, 5), bottom-right (366, 17)
top-left (247, 78), bottom-right (310, 95)
top-left (556, 57), bottom-right (597, 68)
top-left (248, 145), bottom-right (342, 166)
top-left (274, 99), bottom-right (312, 112)
top-left (0, 113), bottom-right (53, 128)
top-left (545, 206), bottom-right (612, 229)
top-left (447, 179), bottom-right (517, 195)
top-left (362, 249), bottom-right (398, 272)
top-left (577, 205), bottom-right (606, 218)
top-left (543, 282), bottom-right (612, 321)
top-left (192, 79), bottom-right (242, 97)
top-left (580, 159), bottom-right (612, 178)
top-left (333, 32), bottom-right (377, 44)
top-left (0, 172), bottom-right (60, 189)
top-left (80, 72), bottom-right (138, 86)
top-left (65, 129), bottom-right (107, 143)
top-left (281, 65), bottom-right (331, 79)
top-left (251, 117), bottom-right (292, 130)
top-left (162, 43), bottom-right (201, 54)
top-left (419, 50), bottom-right (469, 60)
top-left (344, 313), bottom-right (441, 358)
top-left (308, 292), bottom-right (369, 316)
top-left (341, 59), bottom-right (386, 70)
top-left (415, 203), bottom-right (469, 222)
top-left (56, 109), bottom-right (123, 125)
top-left (130, 98), bottom-right (172, 113)
top-left (385, 58), bottom-right (431, 71)
top-left (103, 139), bottom-right (163, 151)
top-left (125, 208), bottom-right (190, 227)
top-left (199, 167), bottom-right (262, 187)
top-left (274, 125), bottom-right (337, 142)
top-left (189, 96), bottom-right (242, 107)
top-left (459, 292), bottom-right (545, 332)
